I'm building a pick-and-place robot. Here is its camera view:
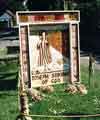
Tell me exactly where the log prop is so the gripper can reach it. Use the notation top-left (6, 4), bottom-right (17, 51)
top-left (16, 72), bottom-right (32, 120)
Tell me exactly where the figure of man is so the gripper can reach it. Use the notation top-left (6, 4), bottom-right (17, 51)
top-left (37, 32), bottom-right (51, 67)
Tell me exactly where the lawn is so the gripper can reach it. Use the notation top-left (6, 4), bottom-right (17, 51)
top-left (0, 61), bottom-right (100, 120)
top-left (0, 60), bottom-right (19, 120)
top-left (0, 90), bottom-right (18, 120)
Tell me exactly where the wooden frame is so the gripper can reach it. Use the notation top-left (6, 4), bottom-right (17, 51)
top-left (16, 11), bottom-right (80, 88)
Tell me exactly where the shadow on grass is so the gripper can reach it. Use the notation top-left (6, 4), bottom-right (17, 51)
top-left (0, 71), bottom-right (18, 91)
top-left (0, 66), bottom-right (18, 90)
top-left (0, 79), bottom-right (18, 91)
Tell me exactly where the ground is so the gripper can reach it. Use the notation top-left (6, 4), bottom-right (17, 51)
top-left (0, 56), bottom-right (100, 120)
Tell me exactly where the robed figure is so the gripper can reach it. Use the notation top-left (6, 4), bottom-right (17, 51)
top-left (37, 32), bottom-right (52, 67)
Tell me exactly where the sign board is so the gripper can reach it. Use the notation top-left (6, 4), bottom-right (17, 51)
top-left (16, 11), bottom-right (80, 87)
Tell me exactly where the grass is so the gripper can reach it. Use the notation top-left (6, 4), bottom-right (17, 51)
top-left (0, 91), bottom-right (18, 120)
top-left (0, 60), bottom-right (19, 120)
top-left (29, 85), bottom-right (100, 120)
top-left (0, 48), bottom-right (7, 56)
top-left (0, 61), bottom-right (100, 120)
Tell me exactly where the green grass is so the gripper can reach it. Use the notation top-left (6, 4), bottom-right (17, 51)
top-left (0, 48), bottom-right (7, 56)
top-left (0, 60), bottom-right (18, 73)
top-left (0, 61), bottom-right (100, 120)
top-left (0, 60), bottom-right (18, 80)
top-left (29, 85), bottom-right (100, 120)
top-left (0, 60), bottom-right (19, 120)
top-left (0, 91), bottom-right (18, 120)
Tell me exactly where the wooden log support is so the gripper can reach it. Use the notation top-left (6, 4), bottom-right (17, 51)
top-left (16, 72), bottom-right (32, 120)
top-left (16, 92), bottom-right (32, 120)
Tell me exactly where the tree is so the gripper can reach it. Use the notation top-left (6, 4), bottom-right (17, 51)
top-left (7, 0), bottom-right (25, 13)
top-left (74, 1), bottom-right (100, 52)
top-left (0, 0), bottom-right (8, 15)
top-left (27, 0), bottom-right (64, 10)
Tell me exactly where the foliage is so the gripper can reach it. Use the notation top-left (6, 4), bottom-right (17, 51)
top-left (0, 91), bottom-right (18, 120)
top-left (27, 0), bottom-right (64, 11)
top-left (70, 1), bottom-right (100, 52)
top-left (7, 0), bottom-right (25, 12)
top-left (0, 0), bottom-right (25, 15)
top-left (0, 0), bottom-right (8, 15)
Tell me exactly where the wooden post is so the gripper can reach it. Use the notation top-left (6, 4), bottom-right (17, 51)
top-left (89, 53), bottom-right (95, 88)
top-left (16, 72), bottom-right (32, 120)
